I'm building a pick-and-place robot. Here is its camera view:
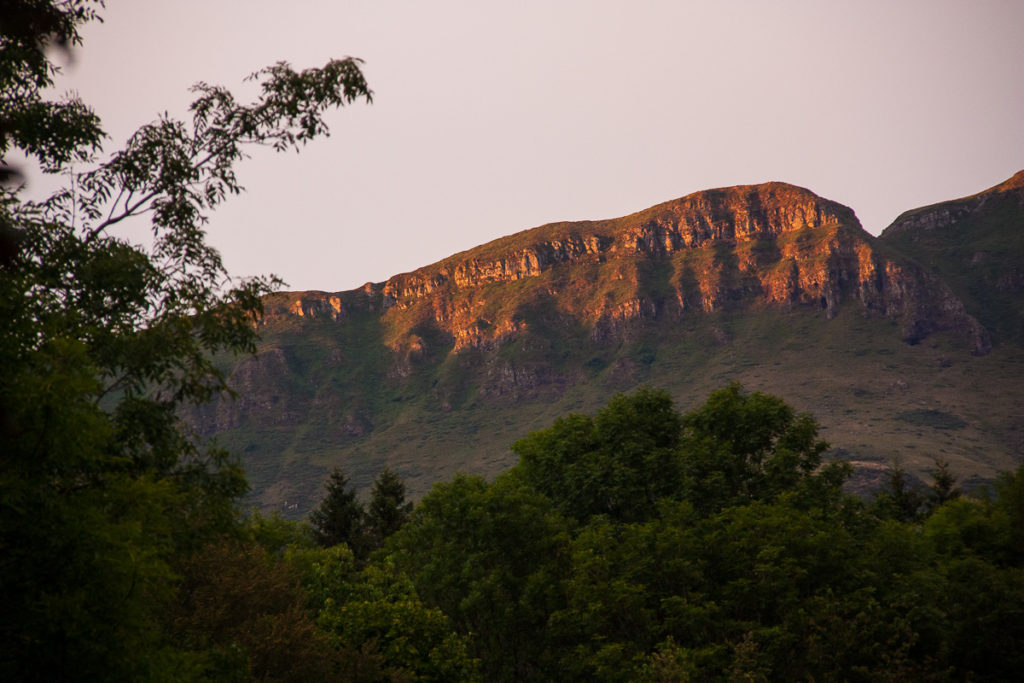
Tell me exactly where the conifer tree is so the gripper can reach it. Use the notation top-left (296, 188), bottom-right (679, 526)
top-left (926, 457), bottom-right (961, 513)
top-left (873, 459), bottom-right (925, 522)
top-left (309, 468), bottom-right (366, 550)
top-left (366, 466), bottom-right (413, 544)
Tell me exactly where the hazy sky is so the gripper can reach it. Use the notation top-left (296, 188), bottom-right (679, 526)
top-left (32, 0), bottom-right (1024, 291)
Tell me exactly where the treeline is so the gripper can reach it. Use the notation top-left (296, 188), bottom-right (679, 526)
top-left (73, 382), bottom-right (1020, 682)
top-left (28, 383), bottom-right (1003, 681)
top-left (277, 385), bottom-right (1024, 681)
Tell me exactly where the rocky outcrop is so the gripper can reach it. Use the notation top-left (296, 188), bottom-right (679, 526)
top-left (190, 347), bottom-right (307, 433)
top-left (374, 182), bottom-right (988, 354)
top-left (260, 291), bottom-right (346, 323)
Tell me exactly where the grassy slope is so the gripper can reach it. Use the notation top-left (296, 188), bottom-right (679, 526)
top-left (880, 185), bottom-right (1024, 345)
top-left (214, 300), bottom-right (1024, 519)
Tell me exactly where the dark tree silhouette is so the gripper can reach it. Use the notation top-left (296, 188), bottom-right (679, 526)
top-left (1, 2), bottom-right (373, 676)
top-left (366, 466), bottom-right (413, 545)
top-left (310, 468), bottom-right (366, 550)
top-left (927, 457), bottom-right (962, 512)
top-left (873, 459), bottom-right (925, 522)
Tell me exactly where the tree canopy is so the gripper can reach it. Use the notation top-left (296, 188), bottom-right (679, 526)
top-left (385, 385), bottom-right (1024, 681)
top-left (1, 2), bottom-right (373, 677)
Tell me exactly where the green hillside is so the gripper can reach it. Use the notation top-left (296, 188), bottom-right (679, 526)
top-left (880, 170), bottom-right (1024, 345)
top-left (205, 302), bottom-right (1022, 518)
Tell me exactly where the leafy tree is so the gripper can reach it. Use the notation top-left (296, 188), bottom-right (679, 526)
top-left (512, 386), bottom-right (683, 523)
top-left (634, 638), bottom-right (701, 683)
top-left (0, 0), bottom-right (104, 178)
top-left (513, 384), bottom-right (848, 525)
top-left (388, 474), bottom-right (570, 681)
top-left (549, 495), bottom-right (919, 681)
top-left (248, 508), bottom-right (316, 556)
top-left (993, 462), bottom-right (1024, 563)
top-left (169, 539), bottom-right (340, 681)
top-left (303, 549), bottom-right (481, 682)
top-left (366, 466), bottom-right (413, 546)
top-left (548, 507), bottom-right (701, 680)
top-left (0, 2), bottom-right (372, 677)
top-left (310, 467), bottom-right (368, 551)
top-left (678, 383), bottom-right (847, 516)
top-left (919, 482), bottom-right (1024, 679)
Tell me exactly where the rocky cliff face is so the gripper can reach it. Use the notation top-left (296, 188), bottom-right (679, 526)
top-left (380, 183), bottom-right (849, 300)
top-left (262, 182), bottom-right (989, 356)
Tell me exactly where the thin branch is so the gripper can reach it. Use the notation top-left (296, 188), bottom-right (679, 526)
top-left (104, 185), bottom-right (126, 225)
top-left (84, 188), bottom-right (161, 243)
top-left (98, 372), bottom-right (131, 402)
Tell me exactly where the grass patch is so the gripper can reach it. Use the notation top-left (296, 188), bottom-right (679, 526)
top-left (894, 409), bottom-right (967, 430)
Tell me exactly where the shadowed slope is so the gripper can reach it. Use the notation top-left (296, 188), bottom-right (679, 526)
top-left (881, 169), bottom-right (1024, 345)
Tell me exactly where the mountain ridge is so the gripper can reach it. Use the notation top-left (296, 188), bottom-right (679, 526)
top-left (261, 181), bottom-right (989, 355)
top-left (378, 181), bottom-right (854, 298)
top-left (883, 169), bottom-right (1024, 236)
top-left (194, 172), bottom-right (1024, 516)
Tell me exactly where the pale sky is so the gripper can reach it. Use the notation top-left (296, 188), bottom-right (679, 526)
top-left (29, 0), bottom-right (1024, 292)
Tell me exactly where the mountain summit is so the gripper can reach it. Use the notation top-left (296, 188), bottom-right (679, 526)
top-left (193, 176), bottom-right (1023, 516)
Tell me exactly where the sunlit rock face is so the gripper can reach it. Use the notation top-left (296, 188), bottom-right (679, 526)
top-left (379, 183), bottom-right (856, 304)
top-left (260, 182), bottom-right (987, 358)
top-left (261, 292), bottom-right (346, 323)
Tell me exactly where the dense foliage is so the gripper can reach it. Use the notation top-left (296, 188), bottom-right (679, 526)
top-left (382, 385), bottom-right (1024, 681)
top-left (1, 2), bottom-right (376, 678)
top-left (281, 387), bottom-right (1024, 680)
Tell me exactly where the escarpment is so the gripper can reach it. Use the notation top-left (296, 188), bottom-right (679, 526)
top-left (261, 182), bottom-right (989, 355)
top-left (882, 170), bottom-right (1024, 238)
top-left (380, 183), bottom-right (856, 303)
